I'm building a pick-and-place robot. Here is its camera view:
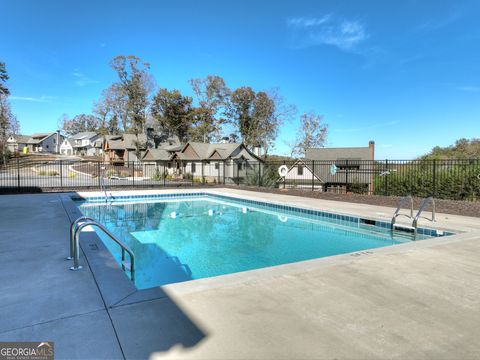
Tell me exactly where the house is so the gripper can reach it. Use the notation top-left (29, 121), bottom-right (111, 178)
top-left (142, 141), bottom-right (264, 183)
top-left (61, 132), bottom-right (99, 156)
top-left (103, 133), bottom-right (148, 164)
top-left (280, 141), bottom-right (375, 193)
top-left (59, 139), bottom-right (75, 156)
top-left (6, 134), bottom-right (30, 153)
top-left (27, 132), bottom-right (63, 153)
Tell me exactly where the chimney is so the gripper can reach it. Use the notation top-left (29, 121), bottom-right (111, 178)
top-left (368, 140), bottom-right (375, 160)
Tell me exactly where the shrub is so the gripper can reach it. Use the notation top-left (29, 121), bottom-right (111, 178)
top-left (119, 171), bottom-right (130, 178)
top-left (68, 172), bottom-right (77, 178)
top-left (245, 168), bottom-right (277, 187)
top-left (105, 169), bottom-right (117, 178)
top-left (151, 167), bottom-right (165, 181)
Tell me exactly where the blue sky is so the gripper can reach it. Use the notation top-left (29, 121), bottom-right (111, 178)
top-left (1, 0), bottom-right (479, 159)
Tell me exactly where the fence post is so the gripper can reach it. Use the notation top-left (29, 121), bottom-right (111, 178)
top-left (16, 156), bottom-right (20, 191)
top-left (258, 162), bottom-right (261, 186)
top-left (385, 159), bottom-right (389, 196)
top-left (223, 160), bottom-right (226, 184)
top-left (432, 159), bottom-right (436, 197)
top-left (60, 160), bottom-right (63, 188)
top-left (132, 161), bottom-right (135, 188)
top-left (311, 160), bottom-right (314, 191)
top-left (202, 160), bottom-right (205, 184)
top-left (345, 159), bottom-right (349, 194)
top-left (97, 161), bottom-right (101, 188)
top-left (163, 162), bottom-right (166, 187)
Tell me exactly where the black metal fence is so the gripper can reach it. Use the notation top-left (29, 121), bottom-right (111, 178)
top-left (1, 158), bottom-right (480, 201)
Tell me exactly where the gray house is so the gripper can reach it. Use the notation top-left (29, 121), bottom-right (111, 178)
top-left (280, 141), bottom-right (375, 193)
top-left (27, 132), bottom-right (63, 153)
top-left (60, 132), bottom-right (99, 156)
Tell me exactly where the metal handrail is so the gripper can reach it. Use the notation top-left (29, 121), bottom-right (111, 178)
top-left (67, 216), bottom-right (97, 260)
top-left (391, 195), bottom-right (414, 228)
top-left (70, 220), bottom-right (135, 284)
top-left (412, 196), bottom-right (436, 233)
top-left (99, 175), bottom-right (109, 203)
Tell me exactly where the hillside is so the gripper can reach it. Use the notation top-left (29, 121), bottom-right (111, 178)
top-left (420, 138), bottom-right (480, 159)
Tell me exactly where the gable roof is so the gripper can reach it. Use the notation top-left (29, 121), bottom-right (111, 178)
top-left (61, 139), bottom-right (75, 147)
top-left (27, 132), bottom-right (56, 144)
top-left (305, 146), bottom-right (373, 161)
top-left (8, 134), bottom-right (30, 143)
top-left (142, 149), bottom-right (174, 161)
top-left (70, 132), bottom-right (98, 140)
top-left (175, 142), bottom-right (263, 161)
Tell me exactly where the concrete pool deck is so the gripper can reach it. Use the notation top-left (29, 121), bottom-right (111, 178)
top-left (0, 188), bottom-right (479, 359)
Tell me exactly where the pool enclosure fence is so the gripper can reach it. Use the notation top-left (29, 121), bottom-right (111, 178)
top-left (0, 158), bottom-right (479, 201)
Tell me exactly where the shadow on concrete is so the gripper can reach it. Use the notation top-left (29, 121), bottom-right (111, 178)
top-left (64, 192), bottom-right (207, 357)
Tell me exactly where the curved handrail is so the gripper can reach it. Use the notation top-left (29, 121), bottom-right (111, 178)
top-left (412, 196), bottom-right (436, 231)
top-left (68, 216), bottom-right (97, 260)
top-left (391, 195), bottom-right (414, 228)
top-left (70, 220), bottom-right (135, 284)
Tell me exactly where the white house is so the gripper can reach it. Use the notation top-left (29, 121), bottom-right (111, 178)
top-left (59, 139), bottom-right (75, 156)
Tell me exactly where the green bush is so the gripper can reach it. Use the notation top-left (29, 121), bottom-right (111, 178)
top-left (119, 170), bottom-right (130, 178)
top-left (245, 167), bottom-right (277, 187)
top-left (67, 172), bottom-right (76, 178)
top-left (151, 167), bottom-right (165, 181)
top-left (105, 169), bottom-right (117, 177)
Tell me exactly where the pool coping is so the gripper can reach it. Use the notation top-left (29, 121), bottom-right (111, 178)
top-left (60, 189), bottom-right (478, 309)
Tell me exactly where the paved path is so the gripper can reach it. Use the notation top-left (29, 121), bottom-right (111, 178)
top-left (1, 190), bottom-right (479, 359)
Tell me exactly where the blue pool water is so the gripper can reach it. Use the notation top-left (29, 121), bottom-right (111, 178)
top-left (75, 194), bottom-right (440, 289)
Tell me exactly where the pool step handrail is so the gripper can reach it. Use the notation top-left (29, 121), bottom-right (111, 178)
top-left (68, 216), bottom-right (98, 260)
top-left (69, 219), bottom-right (135, 284)
top-left (391, 195), bottom-right (414, 228)
top-left (99, 175), bottom-right (111, 204)
top-left (412, 196), bottom-right (436, 236)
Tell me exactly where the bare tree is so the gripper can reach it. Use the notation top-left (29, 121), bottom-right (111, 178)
top-left (290, 112), bottom-right (328, 158)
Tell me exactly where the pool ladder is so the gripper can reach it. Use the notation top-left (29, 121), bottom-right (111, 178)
top-left (99, 175), bottom-right (113, 204)
top-left (391, 196), bottom-right (436, 237)
top-left (68, 216), bottom-right (135, 283)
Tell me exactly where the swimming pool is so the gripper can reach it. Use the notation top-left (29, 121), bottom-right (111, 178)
top-left (74, 193), bottom-right (449, 289)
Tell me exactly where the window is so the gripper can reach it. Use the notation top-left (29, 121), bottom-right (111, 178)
top-left (167, 163), bottom-right (172, 169)
top-left (215, 162), bottom-right (219, 170)
top-left (237, 162), bottom-right (242, 171)
top-left (297, 165), bottom-right (304, 176)
top-left (191, 163), bottom-right (196, 173)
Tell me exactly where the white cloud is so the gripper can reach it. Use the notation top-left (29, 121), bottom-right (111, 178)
top-left (9, 95), bottom-right (54, 103)
top-left (287, 15), bottom-right (368, 51)
top-left (73, 68), bottom-right (97, 87)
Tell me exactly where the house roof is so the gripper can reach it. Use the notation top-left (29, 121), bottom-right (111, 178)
top-left (175, 142), bottom-right (262, 161)
top-left (103, 134), bottom-right (148, 151)
top-left (70, 132), bottom-right (97, 140)
top-left (305, 146), bottom-right (374, 161)
top-left (27, 133), bottom-right (56, 144)
top-left (9, 134), bottom-right (31, 143)
top-left (142, 149), bottom-right (174, 161)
